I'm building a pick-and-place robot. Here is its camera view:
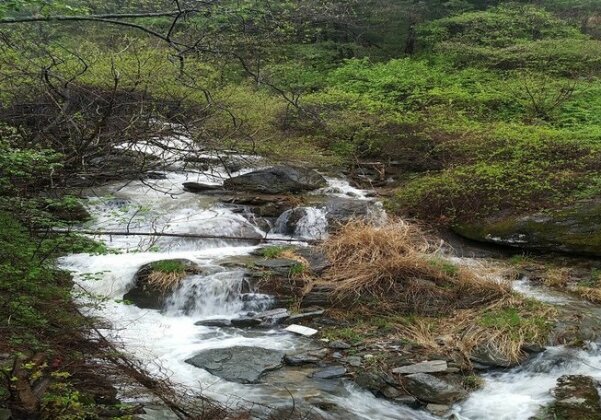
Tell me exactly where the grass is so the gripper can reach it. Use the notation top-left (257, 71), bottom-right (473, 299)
top-left (315, 220), bottom-right (555, 364)
top-left (146, 260), bottom-right (190, 293)
top-left (399, 297), bottom-right (554, 364)
top-left (320, 220), bottom-right (509, 314)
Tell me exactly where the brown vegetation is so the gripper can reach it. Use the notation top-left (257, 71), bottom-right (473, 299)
top-left (320, 220), bottom-right (510, 315)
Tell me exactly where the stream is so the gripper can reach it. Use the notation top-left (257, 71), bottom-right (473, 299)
top-left (58, 158), bottom-right (601, 419)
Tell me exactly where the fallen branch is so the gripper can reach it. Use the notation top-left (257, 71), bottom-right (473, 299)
top-left (37, 229), bottom-right (322, 244)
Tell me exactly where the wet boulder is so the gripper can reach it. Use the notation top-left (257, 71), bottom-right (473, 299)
top-left (182, 182), bottom-right (222, 193)
top-left (542, 375), bottom-right (601, 420)
top-left (223, 166), bottom-right (327, 194)
top-left (404, 373), bottom-right (467, 404)
top-left (123, 259), bottom-right (202, 310)
top-left (185, 346), bottom-right (284, 384)
top-left (322, 197), bottom-right (385, 230)
top-left (453, 200), bottom-right (601, 257)
top-left (469, 344), bottom-right (518, 369)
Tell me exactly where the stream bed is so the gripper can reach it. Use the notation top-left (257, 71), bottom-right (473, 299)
top-left (59, 161), bottom-right (601, 420)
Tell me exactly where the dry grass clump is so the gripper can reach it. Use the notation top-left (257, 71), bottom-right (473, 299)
top-left (147, 270), bottom-right (187, 293)
top-left (320, 220), bottom-right (510, 314)
top-left (399, 295), bottom-right (555, 364)
top-left (544, 267), bottom-right (571, 288)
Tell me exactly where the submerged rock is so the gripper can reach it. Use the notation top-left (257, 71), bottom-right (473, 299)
top-left (223, 166), bottom-right (326, 194)
top-left (542, 375), bottom-right (601, 420)
top-left (185, 346), bottom-right (284, 384)
top-left (123, 259), bottom-right (202, 310)
top-left (453, 200), bottom-right (601, 257)
top-left (404, 373), bottom-right (467, 404)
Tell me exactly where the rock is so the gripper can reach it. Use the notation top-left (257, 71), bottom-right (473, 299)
top-left (145, 171), bottom-right (167, 179)
top-left (311, 365), bottom-right (347, 379)
top-left (522, 343), bottom-right (546, 353)
top-left (182, 182), bottom-right (222, 193)
top-left (44, 199), bottom-right (91, 223)
top-left (543, 375), bottom-right (601, 420)
top-left (284, 353), bottom-right (322, 366)
top-left (255, 308), bottom-right (290, 325)
top-left (453, 200), bottom-right (601, 257)
top-left (426, 404), bottom-right (451, 416)
top-left (322, 197), bottom-right (385, 228)
top-left (392, 360), bottom-right (448, 375)
top-left (254, 259), bottom-right (299, 270)
top-left (0, 408), bottom-right (11, 420)
top-left (469, 345), bottom-right (516, 368)
top-left (381, 386), bottom-right (402, 399)
top-left (285, 309), bottom-right (325, 323)
top-left (185, 346), bottom-right (284, 384)
top-left (223, 166), bottom-right (327, 194)
top-left (195, 319), bottom-right (232, 327)
top-left (332, 352), bottom-right (343, 359)
top-left (231, 317), bottom-right (262, 328)
top-left (404, 373), bottom-right (467, 404)
top-left (329, 340), bottom-right (351, 350)
top-left (394, 395), bottom-right (419, 406)
top-left (285, 324), bottom-right (319, 337)
top-left (272, 207), bottom-right (312, 235)
top-left (345, 356), bottom-right (362, 367)
top-left (294, 248), bottom-right (331, 275)
top-left (123, 259), bottom-right (201, 310)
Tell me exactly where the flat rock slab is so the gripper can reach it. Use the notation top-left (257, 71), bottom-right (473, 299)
top-left (195, 319), bottom-right (232, 327)
top-left (311, 365), bottom-right (347, 379)
top-left (393, 360), bottom-right (448, 375)
top-left (185, 346), bottom-right (284, 384)
top-left (254, 259), bottom-right (299, 269)
top-left (285, 324), bottom-right (319, 337)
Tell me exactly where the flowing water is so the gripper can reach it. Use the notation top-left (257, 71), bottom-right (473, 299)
top-left (59, 167), bottom-right (435, 419)
top-left (59, 161), bottom-right (601, 419)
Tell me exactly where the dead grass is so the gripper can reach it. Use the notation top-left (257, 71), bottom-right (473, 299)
top-left (544, 268), bottom-right (571, 288)
top-left (398, 295), bottom-right (555, 364)
top-left (320, 220), bottom-right (510, 315)
top-left (147, 270), bottom-right (186, 293)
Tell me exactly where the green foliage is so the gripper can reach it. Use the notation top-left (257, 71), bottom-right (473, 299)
top-left (150, 260), bottom-right (186, 274)
top-left (260, 246), bottom-right (291, 258)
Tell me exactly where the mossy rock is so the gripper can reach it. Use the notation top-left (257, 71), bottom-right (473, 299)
top-left (538, 375), bottom-right (601, 420)
top-left (123, 259), bottom-right (202, 310)
top-left (453, 200), bottom-right (601, 257)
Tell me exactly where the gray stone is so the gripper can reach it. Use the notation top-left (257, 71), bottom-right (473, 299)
top-left (329, 340), bottom-right (351, 350)
top-left (182, 182), bottom-right (222, 193)
top-left (185, 346), bottom-right (284, 384)
top-left (231, 317), bottom-right (262, 328)
top-left (543, 375), bottom-right (601, 420)
top-left (346, 356), bottom-right (362, 367)
top-left (453, 200), bottom-right (601, 257)
top-left (194, 319), bottom-right (232, 327)
top-left (123, 259), bottom-right (201, 310)
top-left (284, 354), bottom-right (322, 366)
top-left (255, 308), bottom-right (290, 325)
top-left (311, 365), bottom-right (347, 379)
top-left (392, 360), bottom-right (448, 375)
top-left (224, 166), bottom-right (327, 194)
top-left (426, 404), bottom-right (451, 416)
top-left (404, 373), bottom-right (467, 404)
top-left (469, 345), bottom-right (515, 368)
top-left (254, 259), bottom-right (299, 269)
top-left (285, 309), bottom-right (325, 323)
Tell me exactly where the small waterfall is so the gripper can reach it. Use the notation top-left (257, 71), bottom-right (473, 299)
top-left (272, 207), bottom-right (328, 240)
top-left (164, 270), bottom-right (273, 318)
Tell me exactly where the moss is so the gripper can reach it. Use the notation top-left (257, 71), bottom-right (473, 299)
top-left (149, 260), bottom-right (187, 274)
top-left (453, 201), bottom-right (601, 256)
